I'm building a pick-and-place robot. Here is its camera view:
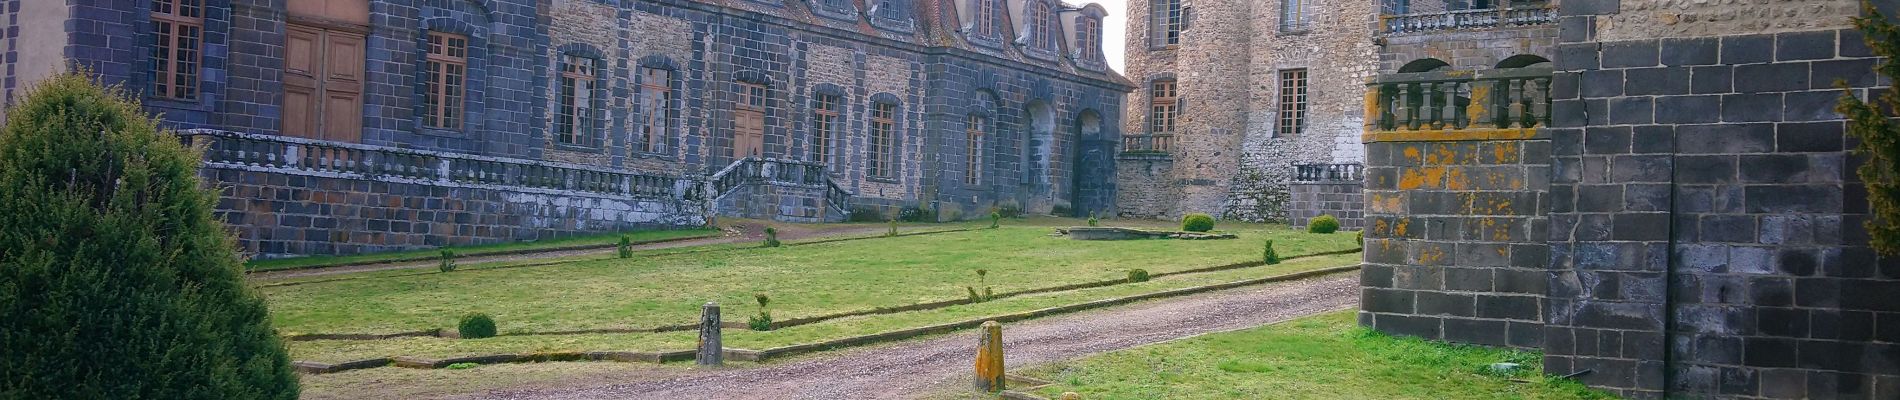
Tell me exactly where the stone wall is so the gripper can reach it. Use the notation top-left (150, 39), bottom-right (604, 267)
top-left (186, 131), bottom-right (707, 258)
top-left (1359, 134), bottom-right (1552, 349)
top-left (1288, 182), bottom-right (1367, 230)
top-left (1380, 24), bottom-right (1559, 73)
top-left (1116, 0), bottom-right (1375, 222)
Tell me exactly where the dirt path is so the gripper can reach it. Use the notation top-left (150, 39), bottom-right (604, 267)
top-left (467, 272), bottom-right (1362, 400)
top-left (250, 221), bottom-right (902, 280)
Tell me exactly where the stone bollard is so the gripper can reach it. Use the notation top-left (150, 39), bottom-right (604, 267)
top-left (974, 321), bottom-right (1005, 392)
top-left (1060, 392), bottom-right (1081, 400)
top-left (696, 301), bottom-right (722, 366)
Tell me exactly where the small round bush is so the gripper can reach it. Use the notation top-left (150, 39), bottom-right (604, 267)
top-left (438, 249), bottom-right (458, 272)
top-left (1181, 213), bottom-right (1216, 232)
top-left (1309, 215), bottom-right (1341, 234)
top-left (1127, 269), bottom-right (1151, 283)
top-left (458, 313), bottom-right (497, 339)
top-left (1356, 230), bottom-right (1364, 246)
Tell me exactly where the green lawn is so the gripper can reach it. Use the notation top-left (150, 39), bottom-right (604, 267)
top-left (244, 228), bottom-right (721, 272)
top-left (285, 253), bottom-right (1361, 363)
top-left (1023, 311), bottom-right (1612, 400)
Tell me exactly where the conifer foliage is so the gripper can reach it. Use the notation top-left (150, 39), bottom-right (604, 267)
top-left (1841, 6), bottom-right (1900, 255)
top-left (0, 73), bottom-right (299, 398)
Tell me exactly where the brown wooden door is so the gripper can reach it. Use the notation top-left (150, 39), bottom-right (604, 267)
top-left (283, 23), bottom-right (365, 142)
top-left (734, 109), bottom-right (763, 158)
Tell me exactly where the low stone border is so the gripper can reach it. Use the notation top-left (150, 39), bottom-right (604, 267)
top-left (247, 232), bottom-right (723, 273)
top-left (252, 227), bottom-right (983, 290)
top-left (280, 247), bottom-right (1363, 341)
top-left (291, 266), bottom-right (1360, 374)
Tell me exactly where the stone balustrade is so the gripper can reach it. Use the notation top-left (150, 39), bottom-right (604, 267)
top-left (1380, 5), bottom-right (1556, 35)
top-left (1120, 133), bottom-right (1174, 154)
top-left (1366, 67), bottom-right (1552, 135)
top-left (1293, 163), bottom-right (1365, 183)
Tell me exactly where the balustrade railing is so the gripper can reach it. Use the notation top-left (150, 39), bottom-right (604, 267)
top-left (1370, 67), bottom-right (1551, 132)
top-left (1122, 134), bottom-right (1174, 154)
top-left (709, 157), bottom-right (852, 214)
top-left (1294, 163), bottom-right (1365, 183)
top-left (178, 129), bottom-right (701, 201)
top-left (1381, 6), bottom-right (1555, 34)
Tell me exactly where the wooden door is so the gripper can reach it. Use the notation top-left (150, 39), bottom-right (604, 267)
top-left (733, 82), bottom-right (767, 158)
top-left (283, 23), bottom-right (365, 142)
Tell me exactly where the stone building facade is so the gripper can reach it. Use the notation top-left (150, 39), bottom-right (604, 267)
top-left (1114, 0), bottom-right (1376, 223)
top-left (1358, 0), bottom-right (1900, 397)
top-left (1, 0), bottom-right (1130, 256)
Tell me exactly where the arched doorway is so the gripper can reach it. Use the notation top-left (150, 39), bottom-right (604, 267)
top-left (1023, 100), bottom-right (1056, 214)
top-left (1070, 110), bottom-right (1111, 218)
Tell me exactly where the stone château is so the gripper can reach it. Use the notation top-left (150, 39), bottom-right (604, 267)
top-left (0, 0), bottom-right (1130, 256)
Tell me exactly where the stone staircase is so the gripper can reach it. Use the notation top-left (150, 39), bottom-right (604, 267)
top-left (709, 157), bottom-right (853, 223)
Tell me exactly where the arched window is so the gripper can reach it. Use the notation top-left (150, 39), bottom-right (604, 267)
top-left (966, 114), bottom-right (987, 185)
top-left (868, 100), bottom-right (900, 179)
top-left (811, 92), bottom-right (842, 165)
top-left (554, 53), bottom-right (600, 146)
top-left (1075, 17), bottom-right (1100, 62)
top-left (1030, 1), bottom-right (1058, 51)
top-left (635, 60), bottom-right (677, 154)
top-left (1398, 58), bottom-right (1451, 73)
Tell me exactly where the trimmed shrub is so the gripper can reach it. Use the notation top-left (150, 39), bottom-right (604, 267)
top-left (0, 73), bottom-right (298, 398)
top-left (1263, 240), bottom-right (1281, 265)
top-left (1127, 269), bottom-right (1151, 283)
top-left (989, 211), bottom-right (1002, 229)
top-left (458, 313), bottom-right (497, 339)
top-left (966, 286), bottom-right (982, 302)
top-left (748, 293), bottom-right (774, 331)
top-left (886, 219), bottom-right (899, 237)
top-left (1309, 215), bottom-right (1341, 234)
top-left (762, 227), bottom-right (781, 247)
top-left (617, 235), bottom-right (634, 258)
top-left (438, 249), bottom-right (458, 272)
top-left (1087, 213), bottom-right (1100, 227)
top-left (1181, 213), bottom-right (1216, 232)
top-left (1356, 231), bottom-right (1364, 246)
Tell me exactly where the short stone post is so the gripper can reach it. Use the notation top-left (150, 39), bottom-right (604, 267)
top-left (696, 301), bottom-right (722, 366)
top-left (1060, 392), bottom-right (1082, 400)
top-left (974, 321), bottom-right (1005, 392)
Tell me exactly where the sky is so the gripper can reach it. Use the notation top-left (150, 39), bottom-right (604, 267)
top-left (1096, 0), bottom-right (1129, 72)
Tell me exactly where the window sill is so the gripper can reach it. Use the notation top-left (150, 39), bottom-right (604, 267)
top-left (413, 127), bottom-right (466, 138)
top-left (866, 176), bottom-right (901, 184)
top-left (1278, 28), bottom-right (1312, 35)
top-left (144, 97), bottom-right (211, 112)
top-left (551, 143), bottom-right (603, 153)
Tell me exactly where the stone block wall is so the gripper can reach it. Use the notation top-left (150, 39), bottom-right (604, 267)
top-left (1288, 182), bottom-right (1366, 230)
top-left (1540, 0), bottom-right (1900, 397)
top-left (1380, 23), bottom-right (1559, 73)
top-left (1359, 134), bottom-right (1552, 349)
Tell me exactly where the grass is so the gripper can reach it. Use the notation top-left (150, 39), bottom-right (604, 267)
top-left (259, 219), bottom-right (1360, 337)
top-left (1022, 311), bottom-right (1614, 400)
top-left (243, 228), bottom-right (720, 272)
top-left (283, 253), bottom-right (1359, 363)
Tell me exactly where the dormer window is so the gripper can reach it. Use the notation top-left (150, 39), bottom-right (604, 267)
top-left (973, 0), bottom-right (1000, 38)
top-left (1028, 1), bottom-right (1059, 51)
top-left (1075, 17), bottom-right (1100, 62)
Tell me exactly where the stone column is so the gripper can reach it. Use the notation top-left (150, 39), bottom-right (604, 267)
top-left (696, 301), bottom-right (722, 366)
top-left (973, 321), bottom-right (1004, 392)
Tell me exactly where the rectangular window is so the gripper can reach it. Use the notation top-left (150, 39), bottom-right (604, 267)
top-left (1149, 80), bottom-right (1177, 134)
top-left (1076, 18), bottom-right (1099, 61)
top-left (1153, 0), bottom-right (1183, 47)
top-left (966, 114), bottom-right (985, 185)
top-left (637, 67), bottom-right (673, 153)
top-left (1033, 4), bottom-right (1057, 50)
top-left (424, 32), bottom-right (467, 130)
top-left (812, 94), bottom-right (840, 164)
top-left (151, 0), bottom-right (203, 100)
top-left (1279, 69), bottom-right (1308, 136)
top-left (869, 102), bottom-right (897, 179)
top-left (556, 55), bottom-right (596, 146)
top-left (975, 0), bottom-right (996, 37)
top-left (1280, 0), bottom-right (1309, 32)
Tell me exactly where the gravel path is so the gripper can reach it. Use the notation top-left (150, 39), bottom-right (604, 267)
top-left (469, 272), bottom-right (1362, 400)
top-left (249, 222), bottom-right (899, 280)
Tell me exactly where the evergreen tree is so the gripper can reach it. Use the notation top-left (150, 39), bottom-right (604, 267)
top-left (0, 73), bottom-right (299, 398)
top-left (1841, 5), bottom-right (1900, 255)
